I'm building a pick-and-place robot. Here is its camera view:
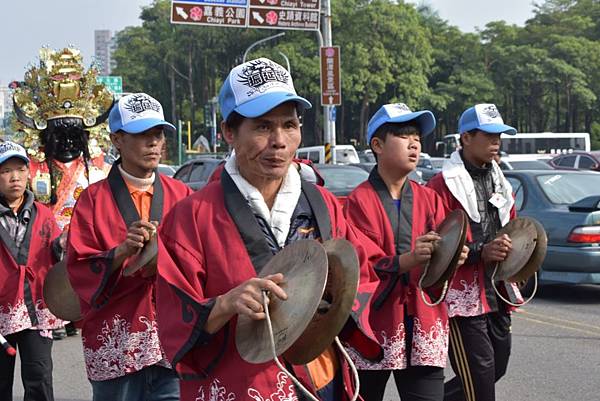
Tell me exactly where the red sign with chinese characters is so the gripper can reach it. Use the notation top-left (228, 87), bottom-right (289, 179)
top-left (320, 46), bottom-right (341, 106)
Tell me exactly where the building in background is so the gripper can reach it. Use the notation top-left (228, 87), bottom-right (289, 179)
top-left (94, 30), bottom-right (117, 75)
top-left (0, 85), bottom-right (14, 133)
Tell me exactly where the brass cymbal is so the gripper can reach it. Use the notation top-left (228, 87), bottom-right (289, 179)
top-left (496, 217), bottom-right (547, 282)
top-left (284, 239), bottom-right (360, 365)
top-left (421, 209), bottom-right (468, 289)
top-left (123, 235), bottom-right (158, 277)
top-left (43, 260), bottom-right (82, 322)
top-left (235, 240), bottom-right (328, 364)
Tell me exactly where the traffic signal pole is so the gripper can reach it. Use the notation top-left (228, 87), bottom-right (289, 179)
top-left (321, 0), bottom-right (336, 163)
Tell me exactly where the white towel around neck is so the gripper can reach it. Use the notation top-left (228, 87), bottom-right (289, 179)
top-left (225, 154), bottom-right (301, 247)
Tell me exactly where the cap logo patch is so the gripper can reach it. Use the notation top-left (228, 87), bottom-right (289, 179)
top-left (382, 103), bottom-right (413, 118)
top-left (475, 103), bottom-right (504, 125)
top-left (482, 104), bottom-right (500, 119)
top-left (0, 142), bottom-right (23, 154)
top-left (237, 59), bottom-right (290, 97)
top-left (123, 94), bottom-right (162, 120)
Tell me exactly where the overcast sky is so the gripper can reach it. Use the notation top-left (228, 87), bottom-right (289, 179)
top-left (0, 0), bottom-right (536, 85)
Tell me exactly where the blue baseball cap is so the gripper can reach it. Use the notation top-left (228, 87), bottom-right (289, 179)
top-left (0, 141), bottom-right (29, 165)
top-left (458, 104), bottom-right (516, 135)
top-left (109, 93), bottom-right (176, 135)
top-left (367, 103), bottom-right (436, 143)
top-left (219, 58), bottom-right (312, 121)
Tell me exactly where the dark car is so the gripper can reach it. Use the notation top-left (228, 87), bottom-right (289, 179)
top-left (548, 151), bottom-right (600, 171)
top-left (503, 170), bottom-right (600, 293)
top-left (315, 164), bottom-right (369, 205)
top-left (351, 162), bottom-right (425, 185)
top-left (173, 157), bottom-right (223, 191)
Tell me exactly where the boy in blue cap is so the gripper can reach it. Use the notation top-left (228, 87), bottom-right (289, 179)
top-left (427, 104), bottom-right (520, 401)
top-left (344, 103), bottom-right (468, 401)
top-left (65, 94), bottom-right (192, 401)
top-left (0, 141), bottom-right (63, 401)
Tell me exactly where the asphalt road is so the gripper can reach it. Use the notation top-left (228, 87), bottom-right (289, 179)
top-left (13, 284), bottom-right (600, 401)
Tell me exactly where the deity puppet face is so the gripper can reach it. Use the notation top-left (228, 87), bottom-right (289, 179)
top-left (41, 117), bottom-right (89, 163)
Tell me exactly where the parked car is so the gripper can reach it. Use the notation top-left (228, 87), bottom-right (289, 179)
top-left (173, 158), bottom-right (223, 191)
top-left (499, 159), bottom-right (553, 170)
top-left (350, 163), bottom-right (425, 185)
top-left (158, 164), bottom-right (177, 177)
top-left (357, 149), bottom-right (376, 163)
top-left (503, 170), bottom-right (600, 294)
top-left (315, 164), bottom-right (369, 205)
top-left (548, 151), bottom-right (600, 171)
top-left (417, 153), bottom-right (441, 182)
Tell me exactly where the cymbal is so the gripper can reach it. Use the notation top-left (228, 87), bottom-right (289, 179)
top-left (284, 239), bottom-right (360, 365)
top-left (235, 240), bottom-right (328, 364)
top-left (123, 235), bottom-right (158, 277)
top-left (43, 260), bottom-right (82, 322)
top-left (421, 210), bottom-right (468, 289)
top-left (496, 217), bottom-right (547, 282)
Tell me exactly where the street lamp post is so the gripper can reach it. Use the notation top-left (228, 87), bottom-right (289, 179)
top-left (242, 32), bottom-right (286, 63)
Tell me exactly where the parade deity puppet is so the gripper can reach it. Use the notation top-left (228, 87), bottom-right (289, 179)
top-left (12, 47), bottom-right (114, 231)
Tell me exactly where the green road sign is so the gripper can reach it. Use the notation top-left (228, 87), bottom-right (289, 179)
top-left (97, 76), bottom-right (123, 94)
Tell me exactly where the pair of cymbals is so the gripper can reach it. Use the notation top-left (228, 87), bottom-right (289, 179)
top-left (494, 217), bottom-right (547, 282)
top-left (44, 234), bottom-right (159, 322)
top-left (235, 239), bottom-right (359, 365)
top-left (420, 209), bottom-right (468, 289)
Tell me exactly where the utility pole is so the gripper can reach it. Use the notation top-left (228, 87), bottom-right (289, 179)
top-left (321, 0), bottom-right (336, 163)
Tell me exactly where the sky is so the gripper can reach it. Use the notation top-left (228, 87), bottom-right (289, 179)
top-left (0, 0), bottom-right (536, 85)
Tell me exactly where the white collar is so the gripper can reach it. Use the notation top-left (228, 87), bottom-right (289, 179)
top-left (225, 154), bottom-right (301, 247)
top-left (118, 164), bottom-right (155, 192)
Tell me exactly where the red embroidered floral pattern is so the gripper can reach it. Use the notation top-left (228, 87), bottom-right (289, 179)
top-left (410, 318), bottom-right (449, 368)
top-left (0, 299), bottom-right (64, 335)
top-left (445, 271), bottom-right (483, 318)
top-left (349, 323), bottom-right (408, 370)
top-left (248, 372), bottom-right (298, 401)
top-left (82, 315), bottom-right (167, 381)
top-left (195, 378), bottom-right (236, 401)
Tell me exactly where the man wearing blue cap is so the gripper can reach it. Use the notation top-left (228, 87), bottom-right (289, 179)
top-left (153, 58), bottom-right (387, 401)
top-left (428, 104), bottom-right (520, 401)
top-left (0, 141), bottom-right (64, 401)
top-left (344, 104), bottom-right (468, 401)
top-left (65, 93), bottom-right (192, 401)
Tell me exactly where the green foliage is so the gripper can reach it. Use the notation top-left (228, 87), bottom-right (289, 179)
top-left (111, 0), bottom-right (600, 151)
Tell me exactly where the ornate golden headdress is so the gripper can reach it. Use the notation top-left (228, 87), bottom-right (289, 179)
top-left (12, 47), bottom-right (115, 162)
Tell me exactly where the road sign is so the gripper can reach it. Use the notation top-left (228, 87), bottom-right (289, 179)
top-left (171, 1), bottom-right (247, 27)
top-left (171, 0), bottom-right (320, 31)
top-left (247, 7), bottom-right (319, 30)
top-left (320, 46), bottom-right (341, 106)
top-left (97, 76), bottom-right (123, 94)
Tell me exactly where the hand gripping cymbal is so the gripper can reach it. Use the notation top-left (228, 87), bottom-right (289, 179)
top-left (235, 240), bottom-right (328, 364)
top-left (495, 217), bottom-right (547, 282)
top-left (420, 210), bottom-right (468, 289)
